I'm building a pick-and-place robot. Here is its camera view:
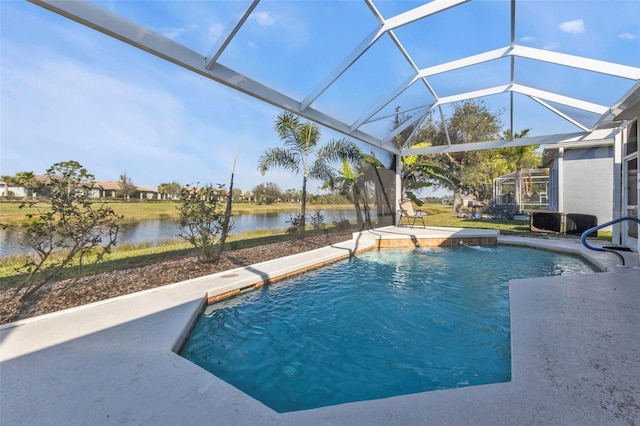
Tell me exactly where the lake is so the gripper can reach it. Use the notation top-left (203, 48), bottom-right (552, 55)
top-left (0, 209), bottom-right (375, 257)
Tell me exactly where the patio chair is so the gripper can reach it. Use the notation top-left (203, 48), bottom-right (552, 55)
top-left (399, 199), bottom-right (426, 228)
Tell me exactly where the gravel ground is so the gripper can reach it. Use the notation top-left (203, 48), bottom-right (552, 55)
top-left (0, 231), bottom-right (354, 325)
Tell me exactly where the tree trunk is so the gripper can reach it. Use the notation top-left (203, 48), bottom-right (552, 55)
top-left (453, 191), bottom-right (463, 213)
top-left (299, 175), bottom-right (307, 238)
top-left (216, 171), bottom-right (235, 261)
top-left (352, 185), bottom-right (364, 229)
top-left (372, 165), bottom-right (392, 214)
top-left (362, 192), bottom-right (372, 230)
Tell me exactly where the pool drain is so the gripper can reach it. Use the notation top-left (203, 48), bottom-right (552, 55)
top-left (282, 365), bottom-right (297, 376)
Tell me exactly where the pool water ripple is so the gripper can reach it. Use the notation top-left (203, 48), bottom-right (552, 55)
top-left (181, 246), bottom-right (595, 412)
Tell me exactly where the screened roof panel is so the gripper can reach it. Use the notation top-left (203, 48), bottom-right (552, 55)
top-left (371, 0), bottom-right (429, 18)
top-left (90, 0), bottom-right (242, 54)
top-left (215, 0), bottom-right (377, 100)
top-left (426, 58), bottom-right (512, 99)
top-left (425, 93), bottom-right (510, 147)
top-left (30, 0), bottom-right (640, 156)
top-left (369, 80), bottom-right (437, 124)
top-left (313, 34), bottom-right (416, 125)
top-left (359, 111), bottom-right (420, 141)
top-left (392, 1), bottom-right (511, 68)
top-left (514, 57), bottom-right (636, 108)
top-left (541, 100), bottom-right (603, 131)
top-left (515, 0), bottom-right (640, 65)
top-left (511, 94), bottom-right (600, 134)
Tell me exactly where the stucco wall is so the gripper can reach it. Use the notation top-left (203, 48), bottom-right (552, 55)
top-left (561, 146), bottom-right (613, 228)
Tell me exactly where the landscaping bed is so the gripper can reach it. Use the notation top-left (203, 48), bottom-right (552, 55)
top-left (0, 231), bottom-right (353, 324)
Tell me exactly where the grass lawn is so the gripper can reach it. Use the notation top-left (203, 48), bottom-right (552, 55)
top-left (0, 201), bottom-right (609, 286)
top-left (416, 204), bottom-right (532, 234)
top-left (403, 203), bottom-right (611, 241)
top-left (0, 226), bottom-right (344, 285)
top-left (0, 200), bottom-right (354, 223)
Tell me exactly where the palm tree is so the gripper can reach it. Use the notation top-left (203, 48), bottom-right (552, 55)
top-left (389, 108), bottom-right (458, 205)
top-left (399, 144), bottom-right (458, 205)
top-left (157, 183), bottom-right (170, 200)
top-left (317, 139), bottom-right (375, 229)
top-left (1, 175), bottom-right (17, 197)
top-left (329, 161), bottom-right (369, 229)
top-left (259, 112), bottom-right (354, 237)
top-left (499, 128), bottom-right (535, 212)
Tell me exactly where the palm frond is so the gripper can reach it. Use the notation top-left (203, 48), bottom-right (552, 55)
top-left (361, 151), bottom-right (384, 168)
top-left (413, 161), bottom-right (459, 190)
top-left (341, 158), bottom-right (356, 181)
top-left (273, 111), bottom-right (300, 140)
top-left (308, 158), bottom-right (334, 182)
top-left (318, 138), bottom-right (361, 165)
top-left (257, 147), bottom-right (300, 175)
top-left (295, 123), bottom-right (321, 155)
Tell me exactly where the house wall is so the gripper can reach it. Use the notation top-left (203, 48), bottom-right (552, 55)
top-left (549, 145), bottom-right (613, 229)
top-left (0, 184), bottom-right (31, 197)
top-left (564, 146), bottom-right (613, 227)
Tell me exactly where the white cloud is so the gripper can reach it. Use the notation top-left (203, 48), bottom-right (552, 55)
top-left (520, 36), bottom-right (536, 43)
top-left (559, 19), bottom-right (585, 35)
top-left (619, 32), bottom-right (637, 40)
top-left (162, 27), bottom-right (187, 41)
top-left (4, 62), bottom-right (177, 161)
top-left (251, 11), bottom-right (276, 26)
top-left (208, 23), bottom-right (224, 42)
top-left (0, 33), bottom-right (287, 191)
top-left (248, 41), bottom-right (258, 49)
top-left (543, 42), bottom-right (560, 51)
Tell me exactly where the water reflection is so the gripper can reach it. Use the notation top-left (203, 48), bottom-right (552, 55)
top-left (0, 210), bottom-right (377, 257)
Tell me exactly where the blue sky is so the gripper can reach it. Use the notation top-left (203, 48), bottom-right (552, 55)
top-left (1, 0), bottom-right (638, 195)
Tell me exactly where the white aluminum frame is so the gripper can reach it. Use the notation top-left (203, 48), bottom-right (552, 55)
top-left (28, 0), bottom-right (640, 155)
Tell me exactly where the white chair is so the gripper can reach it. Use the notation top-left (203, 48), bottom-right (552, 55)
top-left (399, 199), bottom-right (426, 228)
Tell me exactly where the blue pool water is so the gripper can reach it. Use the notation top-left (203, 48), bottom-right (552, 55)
top-left (180, 245), bottom-right (595, 412)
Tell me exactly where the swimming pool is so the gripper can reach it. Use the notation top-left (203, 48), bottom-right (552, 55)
top-left (180, 245), bottom-right (595, 412)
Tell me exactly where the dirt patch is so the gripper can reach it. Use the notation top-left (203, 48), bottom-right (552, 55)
top-left (0, 232), bottom-right (354, 325)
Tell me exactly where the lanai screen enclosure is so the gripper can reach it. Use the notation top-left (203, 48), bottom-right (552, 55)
top-left (29, 0), bottom-right (640, 242)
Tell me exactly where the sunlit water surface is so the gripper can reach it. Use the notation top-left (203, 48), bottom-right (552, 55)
top-left (180, 245), bottom-right (595, 412)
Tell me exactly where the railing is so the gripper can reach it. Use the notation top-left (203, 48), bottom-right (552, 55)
top-left (580, 216), bottom-right (640, 266)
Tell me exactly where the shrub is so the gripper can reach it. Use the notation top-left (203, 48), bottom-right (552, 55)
top-left (309, 209), bottom-right (325, 231)
top-left (0, 161), bottom-right (122, 300)
top-left (286, 213), bottom-right (306, 238)
top-left (332, 215), bottom-right (351, 231)
top-left (177, 184), bottom-right (233, 263)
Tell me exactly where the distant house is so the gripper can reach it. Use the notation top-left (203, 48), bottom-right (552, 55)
top-left (541, 139), bottom-right (614, 229)
top-left (0, 180), bottom-right (24, 197)
top-left (91, 181), bottom-right (158, 199)
top-left (136, 186), bottom-right (158, 200)
top-left (91, 181), bottom-right (120, 198)
top-left (0, 175), bottom-right (50, 198)
top-left (1, 178), bottom-right (158, 200)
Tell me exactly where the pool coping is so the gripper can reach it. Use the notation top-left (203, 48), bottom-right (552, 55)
top-left (1, 226), bottom-right (639, 425)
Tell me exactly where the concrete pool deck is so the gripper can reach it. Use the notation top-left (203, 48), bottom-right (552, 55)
top-left (1, 226), bottom-right (638, 425)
